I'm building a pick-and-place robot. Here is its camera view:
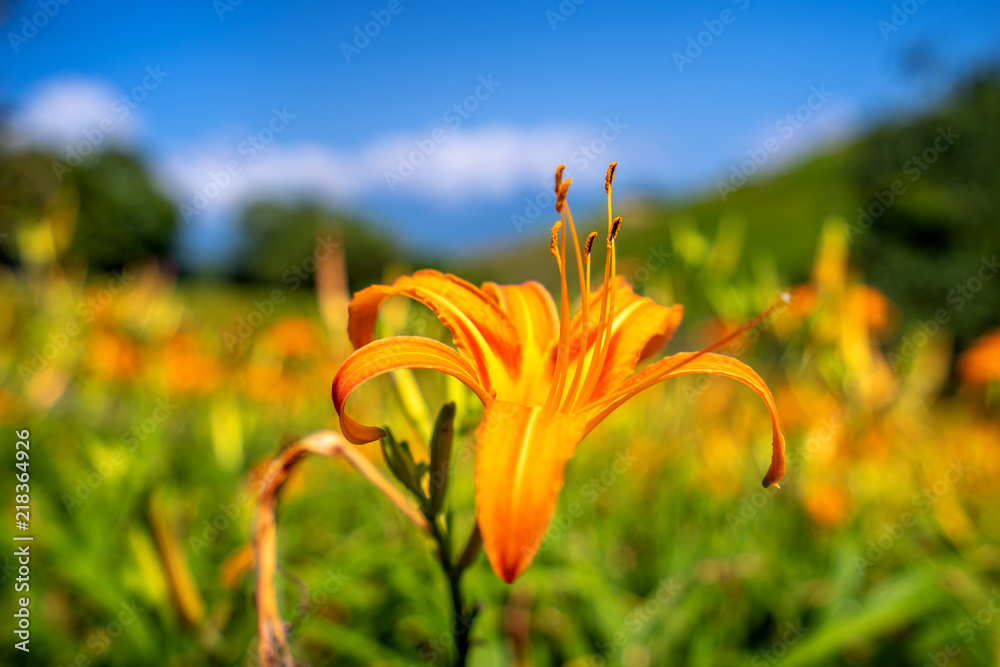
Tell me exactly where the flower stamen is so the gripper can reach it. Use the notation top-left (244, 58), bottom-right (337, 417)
top-left (581, 217), bottom-right (619, 404)
top-left (545, 184), bottom-right (574, 411)
top-left (559, 201), bottom-right (592, 411)
top-left (555, 163), bottom-right (566, 208)
top-left (584, 231), bottom-right (597, 259)
top-left (575, 164), bottom-right (619, 407)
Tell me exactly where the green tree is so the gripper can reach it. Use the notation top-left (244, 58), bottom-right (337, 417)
top-left (0, 147), bottom-right (176, 269)
top-left (233, 200), bottom-right (405, 292)
top-left (851, 69), bottom-right (1000, 349)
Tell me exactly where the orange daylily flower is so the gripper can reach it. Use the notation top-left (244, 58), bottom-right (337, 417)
top-left (959, 328), bottom-right (1000, 385)
top-left (332, 164), bottom-right (787, 583)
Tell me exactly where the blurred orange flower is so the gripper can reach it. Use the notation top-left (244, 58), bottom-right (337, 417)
top-left (802, 481), bottom-right (850, 527)
top-left (160, 333), bottom-right (225, 396)
top-left (958, 329), bottom-right (1000, 385)
top-left (244, 317), bottom-right (337, 406)
top-left (85, 328), bottom-right (142, 382)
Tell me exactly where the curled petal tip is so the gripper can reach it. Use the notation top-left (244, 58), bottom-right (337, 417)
top-left (762, 462), bottom-right (785, 489)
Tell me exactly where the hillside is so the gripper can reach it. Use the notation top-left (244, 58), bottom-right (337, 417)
top-left (454, 70), bottom-right (1000, 351)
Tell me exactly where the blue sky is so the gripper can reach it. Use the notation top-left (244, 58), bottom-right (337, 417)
top-left (2, 0), bottom-right (999, 262)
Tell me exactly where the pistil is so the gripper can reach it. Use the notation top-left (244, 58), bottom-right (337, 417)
top-left (596, 292), bottom-right (792, 409)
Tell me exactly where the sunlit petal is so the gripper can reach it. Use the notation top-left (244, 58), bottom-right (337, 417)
top-left (475, 401), bottom-right (584, 582)
top-left (483, 280), bottom-right (560, 403)
top-left (558, 276), bottom-right (684, 403)
top-left (482, 280), bottom-right (559, 355)
top-left (347, 269), bottom-right (522, 387)
top-left (585, 351), bottom-right (786, 488)
top-left (332, 336), bottom-right (491, 444)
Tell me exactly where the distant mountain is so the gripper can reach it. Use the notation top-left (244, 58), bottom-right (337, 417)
top-left (454, 69), bottom-right (1000, 351)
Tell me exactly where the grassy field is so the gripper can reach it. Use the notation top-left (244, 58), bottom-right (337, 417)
top-left (2, 204), bottom-right (999, 667)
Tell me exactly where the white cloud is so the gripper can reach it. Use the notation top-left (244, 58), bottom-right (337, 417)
top-left (366, 124), bottom-right (588, 199)
top-left (163, 122), bottom-right (626, 217)
top-left (6, 77), bottom-right (140, 151)
top-left (8, 76), bottom-right (644, 216)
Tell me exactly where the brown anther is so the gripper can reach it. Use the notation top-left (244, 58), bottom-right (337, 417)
top-left (605, 162), bottom-right (618, 194)
top-left (556, 178), bottom-right (572, 213)
top-left (549, 221), bottom-right (561, 257)
top-left (584, 232), bottom-right (598, 260)
top-left (554, 164), bottom-right (566, 195)
top-left (607, 217), bottom-right (621, 245)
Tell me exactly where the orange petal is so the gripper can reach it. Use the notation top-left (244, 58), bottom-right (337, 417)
top-left (347, 270), bottom-right (522, 389)
top-left (475, 402), bottom-right (585, 583)
top-left (587, 352), bottom-right (785, 488)
top-left (483, 281), bottom-right (560, 403)
top-left (559, 276), bottom-right (684, 402)
top-left (482, 281), bottom-right (559, 356)
top-left (332, 336), bottom-right (491, 444)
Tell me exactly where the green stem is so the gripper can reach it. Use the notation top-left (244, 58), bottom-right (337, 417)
top-left (426, 517), bottom-right (479, 666)
top-left (448, 569), bottom-right (472, 667)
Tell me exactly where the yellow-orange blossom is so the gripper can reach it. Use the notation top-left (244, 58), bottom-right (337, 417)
top-left (332, 163), bottom-right (786, 583)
